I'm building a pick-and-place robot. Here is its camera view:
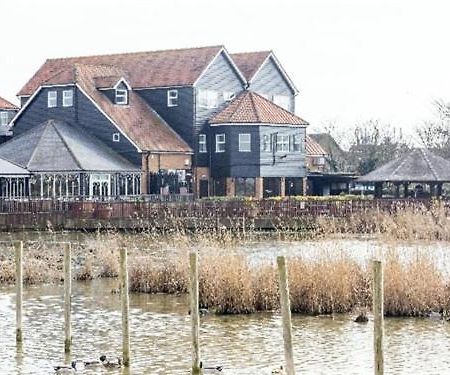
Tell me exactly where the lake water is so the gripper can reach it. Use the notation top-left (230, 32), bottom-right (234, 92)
top-left (1, 233), bottom-right (450, 374)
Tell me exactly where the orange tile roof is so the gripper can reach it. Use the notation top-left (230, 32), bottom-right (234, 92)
top-left (18, 46), bottom-right (224, 96)
top-left (230, 51), bottom-right (271, 81)
top-left (209, 91), bottom-right (308, 126)
top-left (73, 64), bottom-right (192, 154)
top-left (0, 96), bottom-right (18, 110)
top-left (306, 135), bottom-right (328, 156)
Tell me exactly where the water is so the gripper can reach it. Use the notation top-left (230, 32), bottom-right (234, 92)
top-left (1, 278), bottom-right (450, 375)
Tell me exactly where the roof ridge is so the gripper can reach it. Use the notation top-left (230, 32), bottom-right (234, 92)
top-left (50, 121), bottom-right (83, 170)
top-left (47, 45), bottom-right (224, 62)
top-left (226, 91), bottom-right (249, 122)
top-left (27, 121), bottom-right (56, 169)
top-left (249, 92), bottom-right (262, 122)
top-left (420, 148), bottom-right (439, 180)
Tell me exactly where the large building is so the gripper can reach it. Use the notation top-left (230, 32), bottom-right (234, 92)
top-left (2, 46), bottom-right (309, 199)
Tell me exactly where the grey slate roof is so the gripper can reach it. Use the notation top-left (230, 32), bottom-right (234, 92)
top-left (0, 120), bottom-right (139, 173)
top-left (358, 148), bottom-right (450, 183)
top-left (0, 158), bottom-right (30, 176)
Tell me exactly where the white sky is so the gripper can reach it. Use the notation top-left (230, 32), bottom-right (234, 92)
top-left (2, 0), bottom-right (450, 137)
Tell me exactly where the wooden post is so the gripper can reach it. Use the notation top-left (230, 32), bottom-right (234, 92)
top-left (189, 252), bottom-right (201, 375)
top-left (15, 241), bottom-right (23, 343)
top-left (277, 256), bottom-right (295, 375)
top-left (120, 248), bottom-right (130, 367)
top-left (64, 243), bottom-right (72, 353)
top-left (373, 259), bottom-right (384, 375)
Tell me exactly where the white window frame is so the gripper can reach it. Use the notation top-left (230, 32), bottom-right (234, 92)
top-left (115, 89), bottom-right (128, 105)
top-left (276, 135), bottom-right (289, 152)
top-left (62, 90), bottom-right (73, 107)
top-left (261, 134), bottom-right (271, 152)
top-left (199, 134), bottom-right (207, 153)
top-left (167, 89), bottom-right (178, 107)
top-left (0, 112), bottom-right (8, 126)
top-left (239, 133), bottom-right (251, 152)
top-left (198, 90), bottom-right (218, 109)
top-left (48, 91), bottom-right (57, 108)
top-left (113, 133), bottom-right (120, 142)
top-left (293, 134), bottom-right (302, 152)
top-left (223, 91), bottom-right (235, 102)
top-left (215, 133), bottom-right (225, 153)
top-left (273, 95), bottom-right (290, 111)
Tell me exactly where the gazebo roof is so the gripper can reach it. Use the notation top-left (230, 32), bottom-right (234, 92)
top-left (0, 119), bottom-right (139, 173)
top-left (358, 148), bottom-right (450, 183)
top-left (0, 157), bottom-right (30, 176)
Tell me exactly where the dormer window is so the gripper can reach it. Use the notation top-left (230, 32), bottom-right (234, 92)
top-left (115, 89), bottom-right (128, 105)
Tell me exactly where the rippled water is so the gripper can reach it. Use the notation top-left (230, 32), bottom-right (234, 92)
top-left (1, 278), bottom-right (450, 374)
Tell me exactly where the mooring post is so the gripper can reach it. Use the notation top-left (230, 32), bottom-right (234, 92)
top-left (189, 252), bottom-right (201, 375)
top-left (277, 256), bottom-right (295, 375)
top-left (373, 259), bottom-right (384, 375)
top-left (242, 214), bottom-right (246, 237)
top-left (64, 242), bottom-right (72, 353)
top-left (15, 241), bottom-right (23, 343)
top-left (120, 247), bottom-right (130, 367)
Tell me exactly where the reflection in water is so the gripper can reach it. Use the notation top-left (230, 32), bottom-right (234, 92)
top-left (1, 279), bottom-right (450, 374)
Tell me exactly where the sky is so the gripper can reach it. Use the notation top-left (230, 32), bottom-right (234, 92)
top-left (1, 0), bottom-right (450, 139)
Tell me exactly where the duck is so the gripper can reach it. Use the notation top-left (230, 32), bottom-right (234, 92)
top-left (100, 355), bottom-right (122, 368)
top-left (354, 312), bottom-right (369, 323)
top-left (271, 366), bottom-right (285, 374)
top-left (200, 361), bottom-right (223, 373)
top-left (54, 361), bottom-right (81, 374)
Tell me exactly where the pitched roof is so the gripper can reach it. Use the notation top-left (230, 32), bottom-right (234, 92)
top-left (0, 119), bottom-right (139, 172)
top-left (306, 135), bottom-right (328, 156)
top-left (0, 158), bottom-right (29, 176)
top-left (18, 46), bottom-right (225, 96)
top-left (73, 64), bottom-right (192, 153)
top-left (358, 148), bottom-right (450, 182)
top-left (0, 96), bottom-right (18, 110)
top-left (230, 51), bottom-right (271, 81)
top-left (209, 91), bottom-right (308, 126)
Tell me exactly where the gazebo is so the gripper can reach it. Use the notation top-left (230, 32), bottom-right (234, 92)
top-left (0, 119), bottom-right (140, 199)
top-left (357, 148), bottom-right (450, 198)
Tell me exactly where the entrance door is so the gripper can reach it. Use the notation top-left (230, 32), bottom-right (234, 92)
top-left (199, 180), bottom-right (209, 198)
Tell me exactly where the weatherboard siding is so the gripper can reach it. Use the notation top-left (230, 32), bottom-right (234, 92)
top-left (195, 52), bottom-right (245, 167)
top-left (249, 57), bottom-right (295, 113)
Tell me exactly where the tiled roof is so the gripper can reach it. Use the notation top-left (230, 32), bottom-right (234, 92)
top-left (73, 64), bottom-right (192, 153)
top-left (18, 46), bottom-right (224, 96)
top-left (0, 119), bottom-right (139, 172)
top-left (358, 148), bottom-right (450, 182)
top-left (230, 51), bottom-right (271, 81)
top-left (306, 136), bottom-right (328, 157)
top-left (209, 91), bottom-right (308, 126)
top-left (0, 96), bottom-right (18, 110)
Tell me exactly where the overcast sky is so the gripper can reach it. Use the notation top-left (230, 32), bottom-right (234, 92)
top-left (2, 0), bottom-right (449, 137)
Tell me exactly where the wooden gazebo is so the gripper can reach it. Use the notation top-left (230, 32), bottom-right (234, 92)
top-left (357, 148), bottom-right (450, 198)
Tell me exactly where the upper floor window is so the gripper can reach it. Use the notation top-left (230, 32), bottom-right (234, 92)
top-left (198, 90), bottom-right (218, 109)
top-left (48, 91), bottom-right (57, 108)
top-left (313, 156), bottom-right (325, 166)
top-left (239, 134), bottom-right (251, 152)
top-left (167, 90), bottom-right (178, 107)
top-left (262, 134), bottom-right (271, 152)
top-left (223, 92), bottom-right (235, 102)
top-left (115, 89), bottom-right (128, 105)
top-left (215, 133), bottom-right (225, 153)
top-left (292, 134), bottom-right (302, 152)
top-left (276, 135), bottom-right (289, 152)
top-left (273, 95), bottom-right (290, 111)
top-left (113, 133), bottom-right (120, 142)
top-left (62, 90), bottom-right (73, 107)
top-left (0, 112), bottom-right (8, 126)
top-left (199, 134), bottom-right (207, 153)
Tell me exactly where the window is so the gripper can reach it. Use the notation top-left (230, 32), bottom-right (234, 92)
top-left (313, 157), bottom-right (325, 166)
top-left (223, 92), bottom-right (235, 102)
top-left (293, 134), bottom-right (302, 152)
top-left (215, 133), bottom-right (225, 153)
top-left (262, 135), bottom-right (271, 152)
top-left (167, 90), bottom-right (178, 107)
top-left (115, 89), bottom-right (128, 105)
top-left (113, 133), bottom-right (120, 142)
top-left (0, 112), bottom-right (8, 126)
top-left (273, 95), bottom-right (290, 111)
top-left (48, 91), bottom-right (57, 108)
top-left (62, 90), bottom-right (73, 107)
top-left (276, 135), bottom-right (289, 152)
top-left (235, 177), bottom-right (255, 197)
top-left (199, 134), bottom-right (207, 153)
top-left (239, 133), bottom-right (251, 152)
top-left (198, 90), bottom-right (218, 109)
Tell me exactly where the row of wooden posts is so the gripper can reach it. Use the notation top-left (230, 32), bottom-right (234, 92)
top-left (13, 241), bottom-right (384, 374)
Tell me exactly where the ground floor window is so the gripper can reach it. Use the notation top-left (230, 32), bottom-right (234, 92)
top-left (285, 177), bottom-right (303, 196)
top-left (235, 177), bottom-right (255, 197)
